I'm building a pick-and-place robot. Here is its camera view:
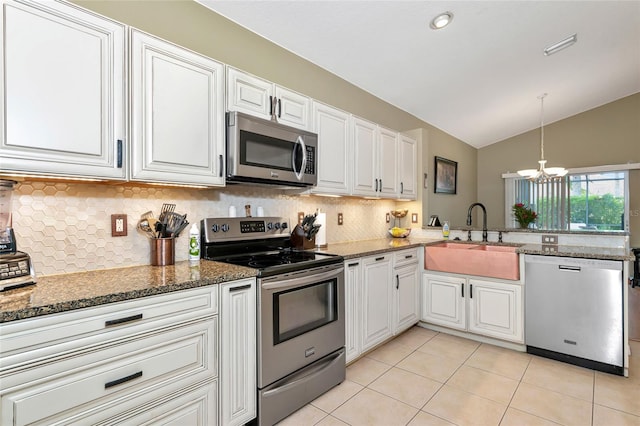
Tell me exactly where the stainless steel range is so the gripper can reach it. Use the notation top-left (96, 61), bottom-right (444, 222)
top-left (201, 217), bottom-right (345, 426)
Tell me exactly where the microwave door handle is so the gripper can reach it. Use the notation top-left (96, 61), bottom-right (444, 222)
top-left (292, 135), bottom-right (307, 181)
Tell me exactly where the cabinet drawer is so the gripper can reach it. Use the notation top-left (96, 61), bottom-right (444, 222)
top-left (393, 249), bottom-right (419, 267)
top-left (0, 286), bottom-right (217, 369)
top-left (1, 318), bottom-right (217, 426)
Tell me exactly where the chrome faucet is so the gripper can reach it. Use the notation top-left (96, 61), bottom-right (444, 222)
top-left (467, 202), bottom-right (488, 242)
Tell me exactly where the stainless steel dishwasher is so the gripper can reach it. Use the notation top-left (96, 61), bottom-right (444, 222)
top-left (525, 254), bottom-right (624, 375)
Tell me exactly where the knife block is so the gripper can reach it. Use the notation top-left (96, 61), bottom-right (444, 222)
top-left (290, 224), bottom-right (316, 250)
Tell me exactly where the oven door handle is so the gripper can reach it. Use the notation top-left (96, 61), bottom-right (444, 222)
top-left (291, 135), bottom-right (307, 181)
top-left (261, 267), bottom-right (344, 291)
top-left (262, 349), bottom-right (344, 398)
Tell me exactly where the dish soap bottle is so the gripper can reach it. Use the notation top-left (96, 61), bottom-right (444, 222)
top-left (188, 224), bottom-right (200, 262)
top-left (442, 221), bottom-right (450, 239)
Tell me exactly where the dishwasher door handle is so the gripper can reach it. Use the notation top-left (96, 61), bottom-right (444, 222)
top-left (559, 265), bottom-right (581, 272)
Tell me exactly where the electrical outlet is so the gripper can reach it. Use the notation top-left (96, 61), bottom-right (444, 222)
top-left (111, 214), bottom-right (127, 237)
top-left (298, 212), bottom-right (305, 225)
top-left (338, 213), bottom-right (343, 225)
top-left (541, 234), bottom-right (558, 244)
top-left (411, 213), bottom-right (418, 223)
top-left (386, 213), bottom-right (390, 223)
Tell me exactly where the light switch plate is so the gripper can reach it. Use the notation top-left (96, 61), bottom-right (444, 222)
top-left (298, 212), bottom-right (305, 225)
top-left (411, 213), bottom-right (418, 223)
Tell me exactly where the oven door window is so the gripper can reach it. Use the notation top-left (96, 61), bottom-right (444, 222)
top-left (273, 278), bottom-right (337, 344)
top-left (240, 130), bottom-right (294, 171)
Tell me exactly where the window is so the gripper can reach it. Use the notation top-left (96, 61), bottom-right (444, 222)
top-left (505, 170), bottom-right (629, 232)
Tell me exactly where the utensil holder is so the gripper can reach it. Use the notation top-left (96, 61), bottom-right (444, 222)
top-left (150, 237), bottom-right (175, 266)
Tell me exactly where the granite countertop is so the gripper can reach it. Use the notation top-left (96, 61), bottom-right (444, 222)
top-left (0, 260), bottom-right (257, 323)
top-left (317, 237), bottom-right (441, 259)
top-left (517, 244), bottom-right (635, 261)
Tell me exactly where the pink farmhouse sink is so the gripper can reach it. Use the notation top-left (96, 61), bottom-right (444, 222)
top-left (424, 242), bottom-right (520, 280)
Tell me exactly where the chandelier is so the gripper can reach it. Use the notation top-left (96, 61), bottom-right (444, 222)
top-left (517, 94), bottom-right (567, 182)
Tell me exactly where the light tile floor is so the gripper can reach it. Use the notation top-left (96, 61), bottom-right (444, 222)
top-left (278, 327), bottom-right (640, 426)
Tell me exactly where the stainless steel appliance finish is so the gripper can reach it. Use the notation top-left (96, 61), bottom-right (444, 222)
top-left (226, 111), bottom-right (318, 187)
top-left (200, 217), bottom-right (345, 425)
top-left (525, 254), bottom-right (624, 375)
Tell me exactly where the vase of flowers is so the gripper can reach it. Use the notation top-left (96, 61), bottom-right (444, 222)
top-left (512, 203), bottom-right (537, 228)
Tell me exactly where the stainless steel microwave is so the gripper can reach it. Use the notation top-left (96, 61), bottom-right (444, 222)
top-left (226, 111), bottom-right (318, 187)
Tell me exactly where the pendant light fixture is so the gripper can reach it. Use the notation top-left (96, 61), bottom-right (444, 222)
top-left (517, 94), bottom-right (567, 182)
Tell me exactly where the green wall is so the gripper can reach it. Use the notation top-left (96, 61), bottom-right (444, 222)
top-left (478, 93), bottom-right (640, 246)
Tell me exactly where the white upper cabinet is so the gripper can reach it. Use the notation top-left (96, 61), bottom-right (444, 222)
top-left (351, 118), bottom-right (399, 198)
top-left (310, 101), bottom-right (350, 195)
top-left (130, 29), bottom-right (225, 186)
top-left (0, 0), bottom-right (126, 179)
top-left (378, 126), bottom-right (399, 196)
top-left (398, 133), bottom-right (417, 200)
top-left (227, 67), bottom-right (311, 130)
top-left (351, 117), bottom-right (378, 197)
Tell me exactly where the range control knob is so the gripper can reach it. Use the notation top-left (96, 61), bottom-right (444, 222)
top-left (281, 222), bottom-right (288, 230)
top-left (267, 222), bottom-right (274, 230)
top-left (274, 223), bottom-right (281, 230)
top-left (211, 224), bottom-right (219, 233)
top-left (221, 223), bottom-right (230, 232)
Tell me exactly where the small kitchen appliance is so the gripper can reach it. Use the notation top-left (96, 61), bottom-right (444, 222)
top-left (201, 216), bottom-right (345, 425)
top-left (0, 180), bottom-right (36, 291)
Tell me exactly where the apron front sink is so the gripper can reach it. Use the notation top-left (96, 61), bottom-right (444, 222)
top-left (424, 242), bottom-right (520, 280)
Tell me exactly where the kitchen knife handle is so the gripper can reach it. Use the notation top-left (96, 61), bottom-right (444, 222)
top-left (396, 274), bottom-right (399, 289)
top-left (105, 371), bottom-right (142, 389)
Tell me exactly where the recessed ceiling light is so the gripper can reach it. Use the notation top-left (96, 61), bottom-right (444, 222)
top-left (544, 34), bottom-right (578, 56)
top-left (430, 12), bottom-right (453, 30)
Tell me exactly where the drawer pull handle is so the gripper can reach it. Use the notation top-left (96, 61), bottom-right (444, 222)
top-left (348, 262), bottom-right (360, 267)
top-left (105, 313), bottom-right (143, 327)
top-left (230, 283), bottom-right (252, 292)
top-left (375, 256), bottom-right (385, 261)
top-left (405, 255), bottom-right (413, 259)
top-left (105, 371), bottom-right (142, 389)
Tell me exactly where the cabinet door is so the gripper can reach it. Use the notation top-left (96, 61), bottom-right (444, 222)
top-left (274, 86), bottom-right (311, 130)
top-left (398, 134), bottom-right (417, 200)
top-left (468, 278), bottom-right (523, 343)
top-left (311, 102), bottom-right (350, 195)
top-left (421, 273), bottom-right (466, 330)
top-left (220, 279), bottom-right (257, 426)
top-left (378, 127), bottom-right (398, 196)
top-left (0, 0), bottom-right (126, 179)
top-left (351, 117), bottom-right (378, 197)
top-left (361, 255), bottom-right (393, 352)
top-left (226, 67), bottom-right (273, 119)
top-left (394, 262), bottom-right (420, 334)
top-left (130, 29), bottom-right (225, 186)
top-left (344, 259), bottom-right (362, 364)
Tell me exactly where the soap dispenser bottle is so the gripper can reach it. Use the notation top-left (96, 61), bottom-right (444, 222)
top-left (188, 224), bottom-right (200, 262)
top-left (442, 221), bottom-right (450, 239)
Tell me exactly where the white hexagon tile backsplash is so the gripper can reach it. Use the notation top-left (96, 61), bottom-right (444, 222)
top-left (10, 181), bottom-right (407, 276)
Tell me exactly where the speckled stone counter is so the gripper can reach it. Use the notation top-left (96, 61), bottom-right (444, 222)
top-left (517, 244), bottom-right (635, 261)
top-left (0, 260), bottom-right (257, 323)
top-left (317, 237), bottom-right (440, 260)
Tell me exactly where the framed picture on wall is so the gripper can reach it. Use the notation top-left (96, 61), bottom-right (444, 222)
top-left (434, 156), bottom-right (457, 194)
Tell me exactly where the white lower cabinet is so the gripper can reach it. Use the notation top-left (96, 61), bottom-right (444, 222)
top-left (345, 248), bottom-right (420, 364)
top-left (361, 254), bottom-right (394, 352)
top-left (422, 272), bottom-right (523, 343)
top-left (219, 279), bottom-right (256, 426)
top-left (0, 281), bottom-right (258, 426)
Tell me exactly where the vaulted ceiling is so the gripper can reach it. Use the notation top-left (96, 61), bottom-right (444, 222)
top-left (197, 1), bottom-right (640, 148)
